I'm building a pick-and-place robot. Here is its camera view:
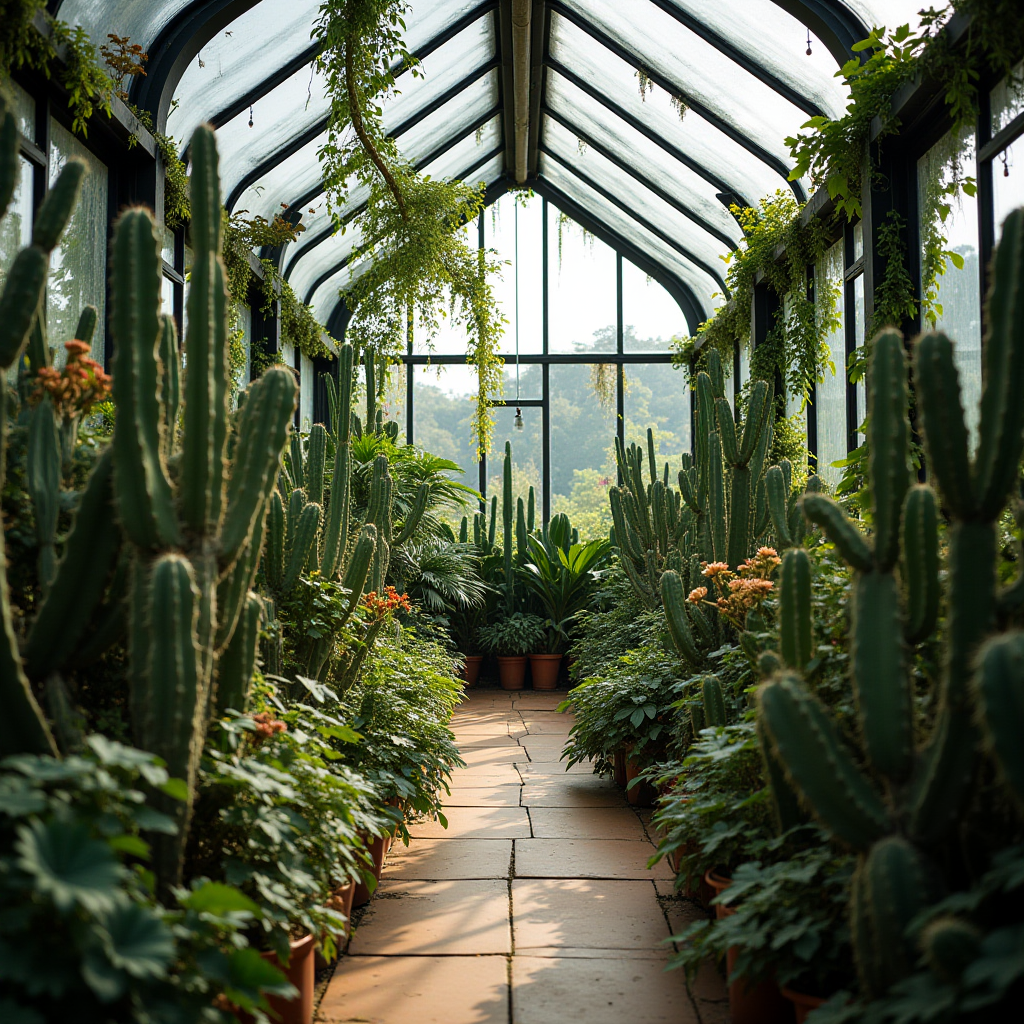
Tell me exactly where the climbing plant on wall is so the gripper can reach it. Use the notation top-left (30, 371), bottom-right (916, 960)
top-left (314, 0), bottom-right (506, 457)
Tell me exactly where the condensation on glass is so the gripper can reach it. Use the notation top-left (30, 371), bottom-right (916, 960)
top-left (814, 240), bottom-right (846, 483)
top-left (917, 127), bottom-right (981, 448)
top-left (47, 119), bottom-right (108, 367)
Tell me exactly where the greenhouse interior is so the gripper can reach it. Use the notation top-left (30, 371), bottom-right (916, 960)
top-left (2, 1), bottom-right (1024, 1022)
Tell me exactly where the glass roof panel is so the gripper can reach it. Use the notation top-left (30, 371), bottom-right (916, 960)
top-left (58, 0), bottom-right (192, 52)
top-left (843, 1), bottom-right (934, 34)
top-left (559, 0), bottom-right (807, 169)
top-left (167, 0), bottom-right (322, 149)
top-left (538, 153), bottom-right (721, 322)
top-left (216, 62), bottom-right (329, 204)
top-left (543, 120), bottom-right (728, 283)
top-left (661, 0), bottom-right (848, 117)
top-left (382, 10), bottom-right (496, 132)
top-left (545, 73), bottom-right (742, 246)
top-left (400, 0), bottom-right (493, 52)
top-left (231, 136), bottom-right (324, 223)
top-left (548, 12), bottom-right (794, 206)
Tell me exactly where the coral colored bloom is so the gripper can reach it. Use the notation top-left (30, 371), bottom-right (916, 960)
top-left (687, 586), bottom-right (708, 604)
top-left (702, 562), bottom-right (731, 578)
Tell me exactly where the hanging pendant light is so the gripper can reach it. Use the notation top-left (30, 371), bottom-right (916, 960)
top-left (514, 407), bottom-right (524, 431)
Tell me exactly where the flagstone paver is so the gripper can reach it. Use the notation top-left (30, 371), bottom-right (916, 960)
top-left (318, 690), bottom-right (720, 1024)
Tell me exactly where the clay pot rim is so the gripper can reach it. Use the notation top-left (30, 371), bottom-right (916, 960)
top-left (496, 654), bottom-right (528, 662)
top-left (463, 654), bottom-right (485, 662)
top-left (704, 868), bottom-right (733, 890)
top-left (528, 653), bottom-right (563, 661)
top-left (780, 986), bottom-right (827, 1008)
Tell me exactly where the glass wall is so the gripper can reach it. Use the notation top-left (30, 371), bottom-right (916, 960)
top-left (814, 240), bottom-right (847, 483)
top-left (47, 119), bottom-right (108, 367)
top-left (918, 128), bottom-right (982, 447)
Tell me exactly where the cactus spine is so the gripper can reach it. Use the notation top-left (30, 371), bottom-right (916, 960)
top-left (757, 207), bottom-right (1024, 1002)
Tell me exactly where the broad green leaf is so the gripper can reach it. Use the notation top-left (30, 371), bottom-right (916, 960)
top-left (158, 778), bottom-right (189, 802)
top-left (15, 820), bottom-right (123, 913)
top-left (100, 902), bottom-right (175, 978)
top-left (108, 835), bottom-right (150, 859)
top-left (183, 881), bottom-right (260, 916)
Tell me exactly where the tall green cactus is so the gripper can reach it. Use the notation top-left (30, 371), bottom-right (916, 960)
top-left (757, 206), bottom-right (1024, 1003)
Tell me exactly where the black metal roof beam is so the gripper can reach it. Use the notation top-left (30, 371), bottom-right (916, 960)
top-left (131, 0), bottom-right (262, 131)
top-left (647, 0), bottom-right (826, 117)
top-left (548, 1), bottom-right (805, 201)
top-left (291, 132), bottom-right (504, 288)
top-left (227, 46), bottom-right (499, 212)
top-left (543, 104), bottom-right (738, 250)
top-left (497, 0), bottom-right (516, 177)
top-left (770, 0), bottom-right (870, 66)
top-left (396, 352), bottom-right (675, 364)
top-left (535, 178), bottom-right (706, 330)
top-left (540, 147), bottom-right (728, 293)
top-left (526, 0), bottom-right (547, 176)
top-left (544, 58), bottom-right (753, 207)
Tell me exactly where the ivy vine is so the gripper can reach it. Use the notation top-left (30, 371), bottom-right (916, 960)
top-left (674, 190), bottom-right (839, 410)
top-left (314, 0), bottom-right (506, 457)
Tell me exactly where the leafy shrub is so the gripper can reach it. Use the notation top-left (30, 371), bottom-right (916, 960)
top-left (476, 612), bottom-right (547, 656)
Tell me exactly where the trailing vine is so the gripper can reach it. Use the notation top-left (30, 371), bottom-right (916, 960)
top-left (673, 191), bottom-right (838, 409)
top-left (314, 0), bottom-right (506, 457)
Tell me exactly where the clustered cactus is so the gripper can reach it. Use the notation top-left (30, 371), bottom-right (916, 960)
top-left (260, 342), bottom-right (428, 689)
top-left (756, 207), bottom-right (1024, 999)
top-left (609, 348), bottom-right (786, 686)
top-left (0, 110), bottom-right (298, 896)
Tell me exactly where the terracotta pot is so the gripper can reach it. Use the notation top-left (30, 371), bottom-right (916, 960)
top-left (497, 655), bottom-right (527, 690)
top-left (613, 748), bottom-right (627, 788)
top-left (704, 868), bottom-right (733, 919)
top-left (625, 753), bottom-right (657, 807)
top-left (726, 945), bottom-right (794, 1024)
top-left (315, 878), bottom-right (358, 969)
top-left (235, 933), bottom-right (315, 1024)
top-left (781, 986), bottom-right (826, 1024)
top-left (353, 833), bottom-right (389, 907)
top-left (529, 653), bottom-right (562, 690)
top-left (462, 654), bottom-right (484, 686)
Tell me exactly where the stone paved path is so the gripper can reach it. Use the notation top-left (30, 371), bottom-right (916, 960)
top-left (318, 690), bottom-right (729, 1024)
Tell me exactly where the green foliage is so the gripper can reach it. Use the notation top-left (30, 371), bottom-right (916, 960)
top-left (673, 191), bottom-right (838, 407)
top-left (314, 0), bottom-right (506, 456)
top-left (671, 837), bottom-right (855, 996)
top-left (476, 611), bottom-right (547, 657)
top-left (0, 737), bottom-right (287, 1022)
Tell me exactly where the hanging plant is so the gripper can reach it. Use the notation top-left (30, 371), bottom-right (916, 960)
top-left (673, 191), bottom-right (838, 409)
top-left (314, 0), bottom-right (506, 457)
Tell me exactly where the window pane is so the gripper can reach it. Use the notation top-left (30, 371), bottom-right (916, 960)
top-left (489, 193), bottom-right (543, 356)
top-left (489, 403), bottom-right (544, 520)
top-left (59, 0), bottom-right (193, 52)
top-left (993, 136), bottom-right (1024, 239)
top-left (622, 257), bottom-right (689, 349)
top-left (918, 130), bottom-right (982, 447)
top-left (991, 61), bottom-right (1024, 134)
top-left (624, 362), bottom-right (691, 471)
top-left (234, 303), bottom-right (252, 394)
top-left (47, 119), bottom-right (108, 366)
top-left (413, 363), bottom-right (477, 474)
top-left (549, 364), bottom-right (616, 535)
top-left (853, 274), bottom-right (866, 439)
top-left (853, 220), bottom-right (864, 261)
top-left (2, 155), bottom-right (33, 381)
top-left (547, 214), bottom-right (617, 353)
top-left (814, 240), bottom-right (846, 483)
top-left (299, 352), bottom-right (313, 431)
top-left (380, 365), bottom-right (407, 444)
top-left (11, 80), bottom-right (35, 139)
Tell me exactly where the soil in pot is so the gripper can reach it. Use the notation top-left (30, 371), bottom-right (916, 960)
top-left (625, 753), bottom-right (657, 807)
top-left (781, 986), bottom-right (826, 1023)
top-left (462, 655), bottom-right (484, 686)
top-left (497, 655), bottom-right (527, 690)
top-left (529, 653), bottom-right (561, 690)
top-left (235, 933), bottom-right (315, 1024)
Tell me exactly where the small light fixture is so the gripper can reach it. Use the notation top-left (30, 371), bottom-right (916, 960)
top-left (248, 104), bottom-right (254, 128)
top-left (806, 29), bottom-right (812, 56)
top-left (514, 407), bottom-right (524, 431)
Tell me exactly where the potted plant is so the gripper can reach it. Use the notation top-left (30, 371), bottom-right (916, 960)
top-left (520, 527), bottom-right (610, 690)
top-left (477, 612), bottom-right (548, 689)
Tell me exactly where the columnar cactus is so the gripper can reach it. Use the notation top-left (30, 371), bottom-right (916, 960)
top-left (756, 206), bottom-right (1024, 1001)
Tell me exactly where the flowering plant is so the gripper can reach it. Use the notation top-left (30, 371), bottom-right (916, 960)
top-left (31, 340), bottom-right (112, 418)
top-left (690, 548), bottom-right (781, 628)
top-left (361, 586), bottom-right (412, 620)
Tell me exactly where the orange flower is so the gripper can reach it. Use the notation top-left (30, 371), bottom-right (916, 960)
top-left (687, 586), bottom-right (708, 604)
top-left (757, 547), bottom-right (778, 559)
top-left (361, 586), bottom-right (412, 619)
top-left (251, 711), bottom-right (287, 741)
top-left (30, 340), bottom-right (112, 418)
top-left (702, 562), bottom-right (731, 578)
